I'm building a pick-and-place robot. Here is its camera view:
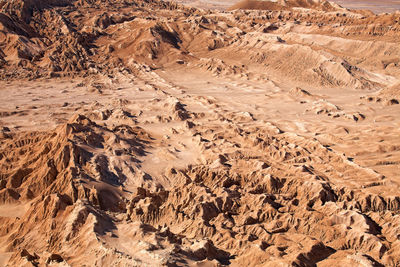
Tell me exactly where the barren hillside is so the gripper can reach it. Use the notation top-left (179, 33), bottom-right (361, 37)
top-left (0, 0), bottom-right (400, 266)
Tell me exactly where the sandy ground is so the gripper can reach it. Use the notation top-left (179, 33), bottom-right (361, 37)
top-left (3, 62), bottom-right (399, 191)
top-left (330, 0), bottom-right (400, 13)
top-left (1, 0), bottom-right (400, 266)
top-left (175, 0), bottom-right (400, 13)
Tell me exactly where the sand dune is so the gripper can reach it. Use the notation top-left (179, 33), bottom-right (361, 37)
top-left (0, 0), bottom-right (400, 266)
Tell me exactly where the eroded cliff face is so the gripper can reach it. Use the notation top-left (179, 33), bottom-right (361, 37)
top-left (0, 0), bottom-right (400, 266)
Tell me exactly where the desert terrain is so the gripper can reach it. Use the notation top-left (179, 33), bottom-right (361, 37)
top-left (331, 0), bottom-right (400, 14)
top-left (0, 0), bottom-right (400, 266)
top-left (176, 0), bottom-right (400, 13)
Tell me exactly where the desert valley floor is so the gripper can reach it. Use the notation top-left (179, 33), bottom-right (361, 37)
top-left (0, 0), bottom-right (400, 266)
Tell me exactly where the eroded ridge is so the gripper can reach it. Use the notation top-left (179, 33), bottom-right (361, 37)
top-left (1, 0), bottom-right (400, 266)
